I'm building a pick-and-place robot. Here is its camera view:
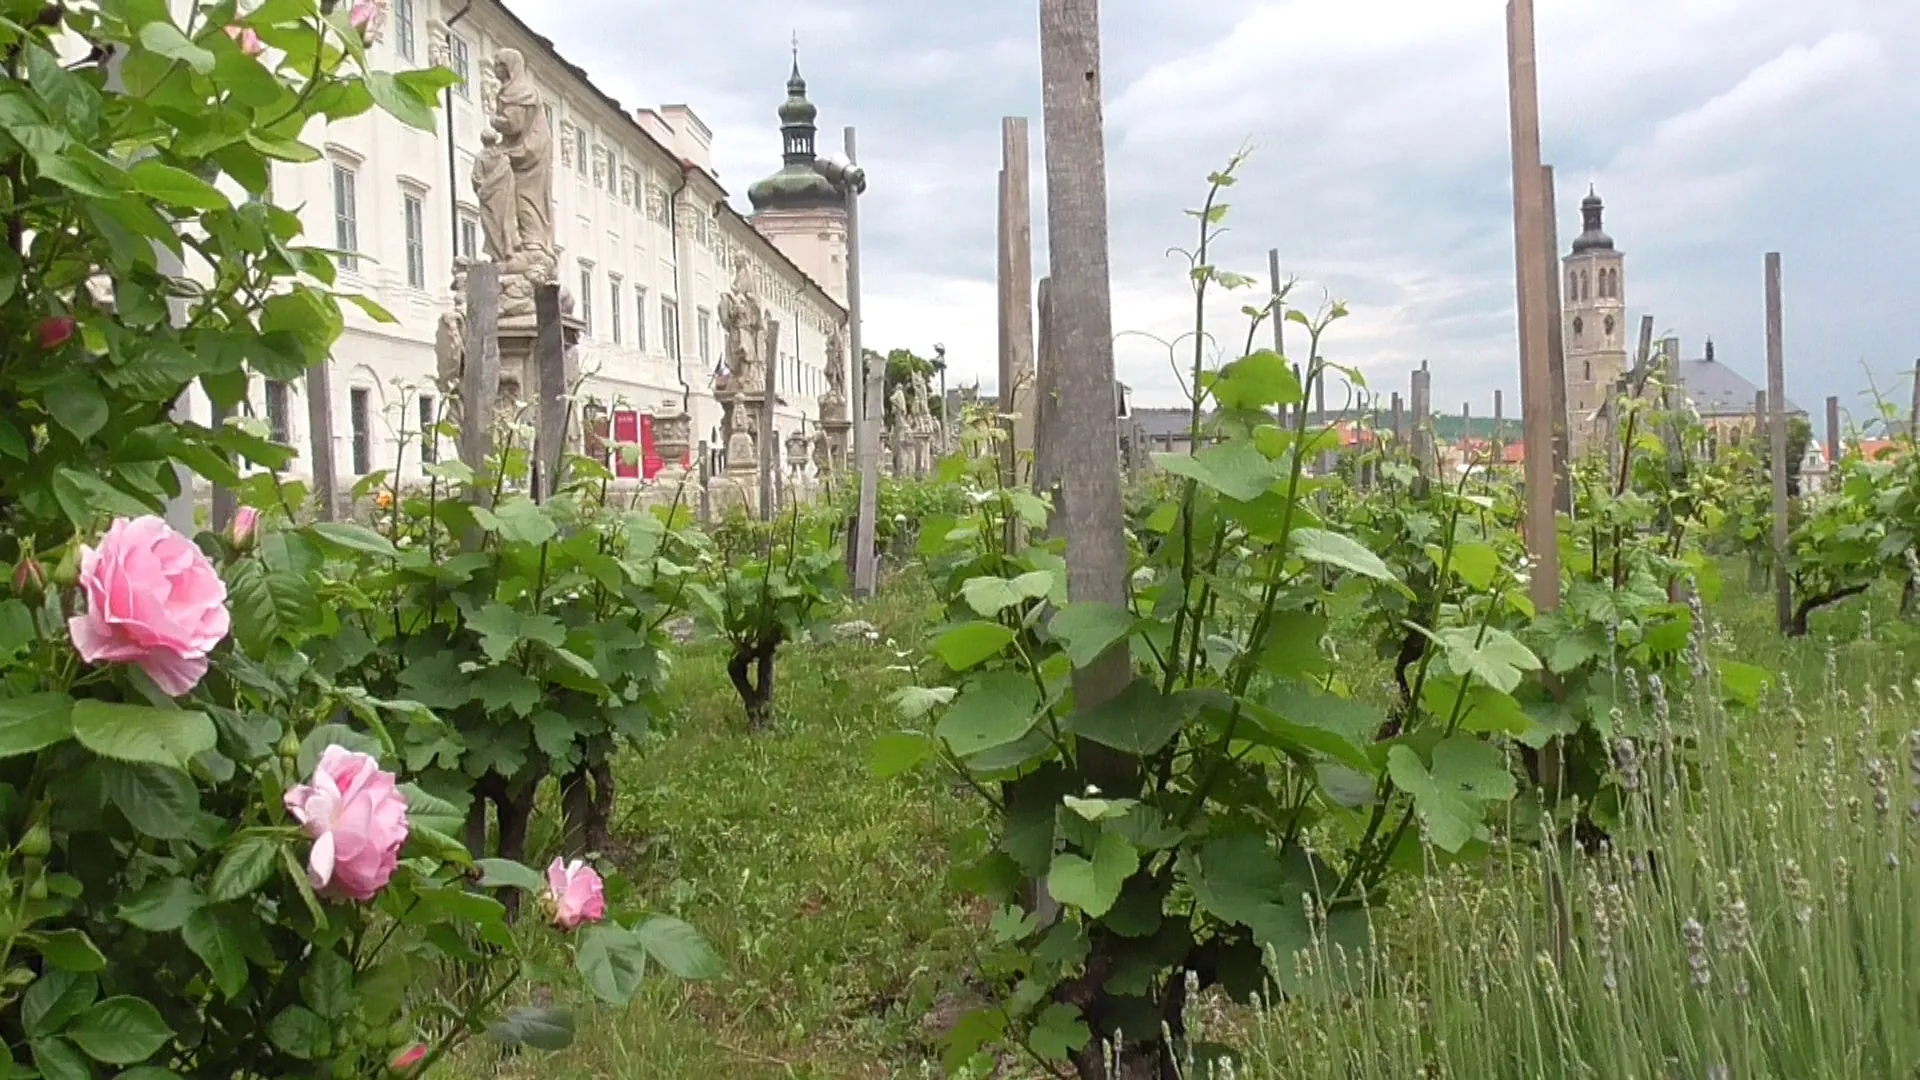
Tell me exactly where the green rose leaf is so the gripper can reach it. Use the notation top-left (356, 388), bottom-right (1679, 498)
top-left (934, 672), bottom-right (1040, 759)
top-left (576, 923), bottom-right (649, 1005)
top-left (125, 161), bottom-right (228, 211)
top-left (102, 761), bottom-right (200, 840)
top-left (208, 837), bottom-right (280, 903)
top-left (27, 930), bottom-right (107, 973)
top-left (23, 970), bottom-right (96, 1037)
top-left (0, 693), bottom-right (77, 758)
top-left (31, 1036), bottom-right (90, 1080)
top-left (136, 22), bottom-right (215, 74)
top-left (66, 996), bottom-right (173, 1065)
top-left (44, 376), bottom-right (109, 442)
top-left (487, 1006), bottom-right (575, 1051)
top-left (267, 1005), bottom-right (330, 1060)
top-left (300, 950), bottom-right (356, 1020)
top-left (73, 702), bottom-right (217, 772)
top-left (1047, 829), bottom-right (1139, 918)
top-left (635, 915), bottom-right (723, 980)
top-left (182, 910), bottom-right (247, 1000)
top-left (475, 859), bottom-right (548, 893)
top-left (305, 521), bottom-right (398, 558)
top-left (116, 878), bottom-right (205, 933)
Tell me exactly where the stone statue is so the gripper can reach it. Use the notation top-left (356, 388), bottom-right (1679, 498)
top-left (718, 254), bottom-right (766, 391)
top-left (823, 325), bottom-right (847, 402)
top-left (725, 390), bottom-right (756, 473)
top-left (889, 383), bottom-right (909, 434)
top-left (811, 431), bottom-right (830, 475)
top-left (434, 262), bottom-right (470, 391)
top-left (472, 130), bottom-right (517, 262)
top-left (490, 49), bottom-right (553, 278)
top-left (910, 370), bottom-right (934, 430)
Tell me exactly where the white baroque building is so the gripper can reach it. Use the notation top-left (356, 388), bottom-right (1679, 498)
top-left (204, 0), bottom-right (850, 488)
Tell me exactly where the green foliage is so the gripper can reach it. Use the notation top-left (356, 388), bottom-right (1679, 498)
top-left (689, 506), bottom-right (844, 730)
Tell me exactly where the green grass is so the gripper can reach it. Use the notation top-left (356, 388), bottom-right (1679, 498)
top-left (451, 577), bottom-right (988, 1079)
top-left (443, 573), bottom-right (1920, 1079)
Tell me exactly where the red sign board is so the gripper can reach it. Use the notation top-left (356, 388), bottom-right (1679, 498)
top-left (612, 410), bottom-right (640, 479)
top-left (640, 414), bottom-right (663, 479)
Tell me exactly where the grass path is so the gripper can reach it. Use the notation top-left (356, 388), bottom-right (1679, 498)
top-left (471, 584), bottom-right (985, 1078)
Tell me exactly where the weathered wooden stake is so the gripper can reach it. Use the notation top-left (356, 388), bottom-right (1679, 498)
top-left (458, 264), bottom-right (502, 501)
top-left (531, 282), bottom-right (568, 502)
top-left (1041, 0), bottom-right (1133, 813)
top-left (696, 438), bottom-right (711, 527)
top-left (1032, 276), bottom-right (1062, 516)
top-left (1541, 164), bottom-right (1570, 511)
top-left (1494, 388), bottom-right (1506, 461)
top-left (304, 363), bottom-right (341, 522)
top-left (759, 320), bottom-right (781, 521)
top-left (1825, 396), bottom-right (1840, 473)
top-left (1411, 363), bottom-right (1433, 472)
top-left (1765, 253), bottom-right (1790, 633)
top-left (999, 117), bottom-right (1037, 489)
top-left (1909, 359), bottom-right (1920, 439)
top-left (1390, 392), bottom-right (1405, 447)
top-left (1507, 0), bottom-right (1561, 612)
top-left (847, 126), bottom-right (880, 597)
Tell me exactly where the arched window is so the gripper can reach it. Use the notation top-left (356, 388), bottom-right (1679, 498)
top-left (1584, 360), bottom-right (1592, 380)
top-left (1568, 270), bottom-right (1578, 298)
top-left (1572, 316), bottom-right (1584, 339)
top-left (1580, 270), bottom-right (1590, 301)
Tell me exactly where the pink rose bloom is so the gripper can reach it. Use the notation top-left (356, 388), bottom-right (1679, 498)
top-left (229, 507), bottom-right (260, 551)
top-left (283, 746), bottom-right (411, 902)
top-left (389, 1045), bottom-right (427, 1073)
top-left (67, 516), bottom-right (230, 697)
top-left (348, 1), bottom-right (382, 39)
top-left (223, 24), bottom-right (263, 56)
top-left (545, 858), bottom-right (606, 930)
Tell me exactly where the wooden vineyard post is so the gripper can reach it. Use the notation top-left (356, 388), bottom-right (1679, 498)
top-left (759, 320), bottom-right (781, 522)
top-left (1826, 396), bottom-right (1840, 475)
top-left (1765, 253), bottom-right (1790, 633)
top-left (846, 126), bottom-right (880, 598)
top-left (1541, 164), bottom-right (1571, 512)
top-left (1506, 0), bottom-right (1561, 613)
top-left (998, 117), bottom-right (1037, 492)
top-left (531, 282), bottom-right (568, 502)
top-left (458, 265), bottom-right (502, 508)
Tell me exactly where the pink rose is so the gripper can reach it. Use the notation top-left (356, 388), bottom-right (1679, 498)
top-left (35, 316), bottom-right (75, 350)
top-left (545, 858), bottom-right (606, 930)
top-left (348, 1), bottom-right (383, 41)
top-left (67, 516), bottom-right (230, 697)
top-left (389, 1045), bottom-right (427, 1073)
top-left (283, 746), bottom-right (410, 902)
top-left (223, 24), bottom-right (263, 56)
top-left (229, 507), bottom-right (260, 551)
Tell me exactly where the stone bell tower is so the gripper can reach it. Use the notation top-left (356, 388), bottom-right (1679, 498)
top-left (1561, 187), bottom-right (1628, 459)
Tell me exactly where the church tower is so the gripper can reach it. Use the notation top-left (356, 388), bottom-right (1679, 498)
top-left (1561, 188), bottom-right (1628, 459)
top-left (747, 50), bottom-right (850, 305)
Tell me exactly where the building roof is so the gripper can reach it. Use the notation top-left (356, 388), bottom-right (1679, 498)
top-left (1678, 357), bottom-right (1804, 417)
top-left (1132, 407), bottom-right (1202, 441)
top-left (747, 57), bottom-right (844, 213)
top-left (483, 0), bottom-right (844, 317)
top-left (1569, 187), bottom-right (1616, 256)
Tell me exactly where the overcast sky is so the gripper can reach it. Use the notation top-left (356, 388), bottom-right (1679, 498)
top-left (512, 0), bottom-right (1918, 426)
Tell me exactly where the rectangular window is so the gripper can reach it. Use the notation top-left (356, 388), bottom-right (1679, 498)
top-left (635, 285), bottom-right (648, 352)
top-left (402, 191), bottom-right (426, 289)
top-left (661, 298), bottom-right (680, 360)
top-left (265, 380), bottom-right (291, 445)
top-left (393, 0), bottom-right (415, 61)
top-left (331, 164), bottom-right (358, 271)
top-left (578, 264), bottom-right (594, 336)
top-left (349, 387), bottom-right (372, 476)
top-left (696, 307), bottom-right (711, 365)
top-left (574, 128), bottom-right (588, 175)
top-left (608, 275), bottom-right (623, 345)
top-left (449, 35), bottom-right (470, 97)
top-left (419, 394), bottom-right (438, 464)
top-left (457, 213), bottom-right (478, 262)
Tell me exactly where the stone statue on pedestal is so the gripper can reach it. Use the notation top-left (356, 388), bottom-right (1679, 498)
top-left (484, 48), bottom-right (556, 328)
top-left (725, 391), bottom-right (757, 474)
top-left (718, 255), bottom-right (766, 392)
top-left (472, 131), bottom-right (517, 262)
top-left (823, 325), bottom-right (847, 406)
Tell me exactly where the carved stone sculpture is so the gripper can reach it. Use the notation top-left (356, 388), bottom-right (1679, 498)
top-left (725, 391), bottom-right (756, 475)
top-left (718, 254), bottom-right (766, 391)
top-left (472, 130), bottom-right (517, 263)
top-left (824, 325), bottom-right (847, 401)
top-left (489, 47), bottom-right (555, 325)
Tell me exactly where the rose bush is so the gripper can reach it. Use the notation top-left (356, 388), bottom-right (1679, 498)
top-left (0, 2), bottom-right (717, 1075)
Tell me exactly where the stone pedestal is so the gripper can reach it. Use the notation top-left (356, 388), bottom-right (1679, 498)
top-left (496, 318), bottom-right (583, 408)
top-left (912, 431), bottom-right (933, 477)
top-left (889, 428), bottom-right (909, 477)
top-left (822, 420), bottom-right (852, 476)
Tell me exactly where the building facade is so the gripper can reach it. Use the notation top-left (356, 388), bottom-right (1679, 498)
top-left (198, 0), bottom-right (848, 488)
